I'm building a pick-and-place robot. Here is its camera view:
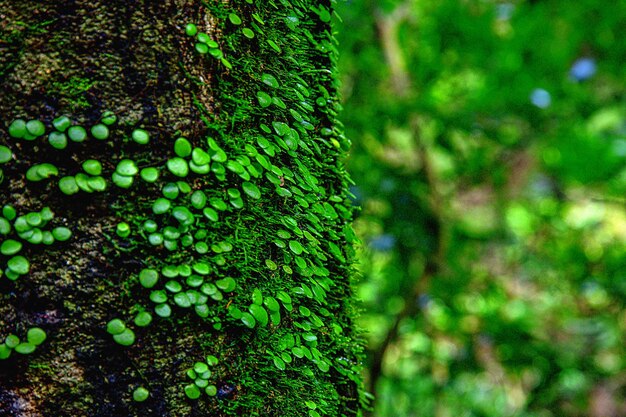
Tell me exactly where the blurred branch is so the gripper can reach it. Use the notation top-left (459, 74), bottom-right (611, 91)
top-left (367, 115), bottom-right (451, 406)
top-left (589, 374), bottom-right (626, 417)
top-left (375, 2), bottom-right (412, 96)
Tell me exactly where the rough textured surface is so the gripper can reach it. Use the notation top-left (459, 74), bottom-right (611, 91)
top-left (1, 1), bottom-right (365, 416)
top-left (1, 1), bottom-right (214, 415)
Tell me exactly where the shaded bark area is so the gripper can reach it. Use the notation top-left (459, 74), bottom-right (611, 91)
top-left (0, 1), bottom-right (220, 415)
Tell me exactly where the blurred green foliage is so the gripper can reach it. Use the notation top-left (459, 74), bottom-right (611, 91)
top-left (335, 0), bottom-right (625, 416)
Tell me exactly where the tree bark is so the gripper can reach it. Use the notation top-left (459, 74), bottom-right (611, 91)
top-left (0, 1), bottom-right (364, 416)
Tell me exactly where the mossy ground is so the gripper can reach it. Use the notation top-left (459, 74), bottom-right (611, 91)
top-left (0, 1), bottom-right (365, 416)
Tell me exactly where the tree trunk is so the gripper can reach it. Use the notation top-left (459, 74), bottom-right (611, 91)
top-left (0, 1), bottom-right (365, 416)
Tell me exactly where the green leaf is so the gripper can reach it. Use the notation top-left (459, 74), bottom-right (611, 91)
top-left (270, 311), bottom-right (281, 325)
top-left (26, 163), bottom-right (58, 182)
top-left (242, 27), bottom-right (254, 38)
top-left (257, 91), bottom-right (272, 108)
top-left (152, 198), bottom-right (171, 214)
top-left (167, 157), bottom-right (189, 177)
top-left (26, 120), bottom-right (45, 136)
top-left (174, 137), bottom-right (192, 157)
top-left (133, 387), bottom-right (150, 402)
top-left (195, 304), bottom-right (209, 318)
top-left (87, 176), bottom-right (107, 192)
top-left (195, 43), bottom-right (209, 54)
top-left (241, 312), bottom-right (256, 328)
top-left (317, 6), bottom-right (331, 22)
top-left (112, 172), bottom-right (133, 188)
top-left (192, 148), bottom-right (211, 165)
top-left (106, 319), bottom-right (126, 335)
top-left (150, 290), bottom-right (168, 304)
top-left (0, 146), bottom-right (12, 164)
top-left (276, 291), bottom-right (292, 305)
top-left (272, 96), bottom-right (286, 109)
top-left (289, 240), bottom-right (304, 255)
top-left (116, 159), bottom-right (138, 176)
top-left (197, 32), bottom-right (210, 44)
top-left (227, 188), bottom-right (241, 199)
top-left (140, 167), bottom-right (159, 183)
top-left (228, 13), bottom-right (242, 25)
top-left (261, 73), bottom-right (279, 88)
top-left (139, 269), bottom-right (159, 288)
top-left (267, 39), bottom-right (281, 53)
top-left (252, 13), bottom-right (264, 24)
top-left (194, 361), bottom-right (209, 374)
top-left (273, 356), bottom-right (286, 370)
top-left (185, 384), bottom-right (201, 399)
top-left (100, 111), bottom-right (116, 125)
top-left (174, 292), bottom-right (192, 308)
top-left (0, 239), bottom-right (22, 256)
top-left (220, 57), bottom-right (232, 69)
top-left (252, 288), bottom-right (263, 305)
top-left (75, 173), bottom-right (93, 193)
top-left (192, 262), bottom-right (210, 275)
top-left (226, 160), bottom-right (245, 174)
top-left (185, 23), bottom-right (198, 36)
top-left (276, 187), bottom-right (292, 198)
top-left (134, 312), bottom-right (152, 327)
top-left (57, 176), bottom-right (78, 195)
top-left (202, 207), bottom-right (219, 221)
top-left (91, 124), bottom-right (110, 140)
top-left (263, 296), bottom-right (280, 311)
top-left (26, 328), bottom-right (46, 345)
top-left (8, 119), bottom-right (27, 138)
top-left (112, 328), bottom-right (135, 346)
top-left (292, 346), bottom-right (304, 358)
top-left (316, 360), bottom-right (330, 372)
top-left (189, 161), bottom-right (210, 175)
top-left (7, 255), bottom-right (29, 275)
top-left (249, 304), bottom-right (269, 327)
top-left (81, 159), bottom-right (102, 176)
top-left (172, 206), bottom-right (195, 226)
top-left (216, 277), bottom-right (236, 292)
top-left (162, 182), bottom-right (180, 199)
top-left (272, 121), bottom-right (290, 136)
top-left (14, 343), bottom-right (36, 354)
top-left (161, 266), bottom-right (178, 278)
top-left (241, 182), bottom-right (261, 199)
top-left (67, 126), bottom-right (87, 142)
top-left (165, 280), bottom-right (182, 293)
top-left (154, 303), bottom-right (172, 317)
top-left (0, 343), bottom-right (12, 359)
top-left (5, 334), bottom-right (19, 348)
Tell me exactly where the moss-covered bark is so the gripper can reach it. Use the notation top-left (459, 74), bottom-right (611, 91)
top-left (1, 1), bottom-right (364, 416)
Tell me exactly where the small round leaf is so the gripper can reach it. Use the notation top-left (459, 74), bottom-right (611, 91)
top-left (133, 387), bottom-right (149, 402)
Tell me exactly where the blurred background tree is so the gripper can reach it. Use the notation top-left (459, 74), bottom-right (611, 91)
top-left (335, 0), bottom-right (626, 416)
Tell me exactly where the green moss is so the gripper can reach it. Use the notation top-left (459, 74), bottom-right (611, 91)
top-left (49, 76), bottom-right (96, 110)
top-left (0, 0), bottom-right (364, 415)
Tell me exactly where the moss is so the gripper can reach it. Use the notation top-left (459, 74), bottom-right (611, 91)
top-left (0, 0), bottom-right (364, 416)
top-left (48, 76), bottom-right (97, 111)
